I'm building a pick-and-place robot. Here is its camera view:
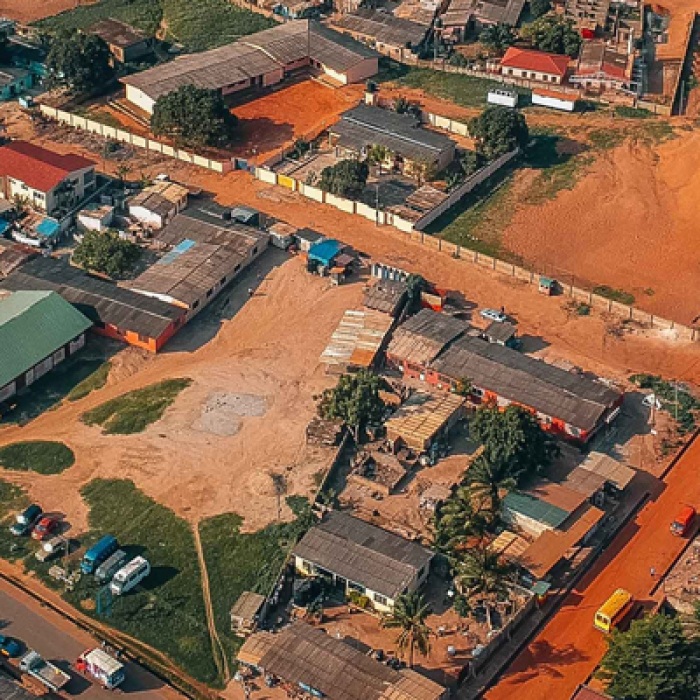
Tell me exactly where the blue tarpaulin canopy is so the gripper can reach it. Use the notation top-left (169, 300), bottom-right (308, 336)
top-left (308, 238), bottom-right (343, 267)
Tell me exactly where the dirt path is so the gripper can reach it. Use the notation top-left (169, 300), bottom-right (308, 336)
top-left (193, 526), bottom-right (230, 684)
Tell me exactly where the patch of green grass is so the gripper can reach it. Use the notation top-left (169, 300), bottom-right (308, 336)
top-left (0, 481), bottom-right (31, 561)
top-left (82, 378), bottom-right (191, 434)
top-left (378, 60), bottom-right (527, 109)
top-left (35, 0), bottom-right (164, 33)
top-left (593, 285), bottom-right (635, 305)
top-left (587, 129), bottom-right (627, 151)
top-left (162, 0), bottom-right (275, 51)
top-left (0, 441), bottom-right (75, 475)
top-left (614, 106), bottom-right (652, 119)
top-left (66, 361), bottom-right (112, 402)
top-left (629, 374), bottom-right (699, 434)
top-left (199, 498), bottom-right (313, 659)
top-left (635, 120), bottom-right (675, 145)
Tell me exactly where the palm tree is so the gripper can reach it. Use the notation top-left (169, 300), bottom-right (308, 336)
top-left (466, 454), bottom-right (515, 513)
top-left (454, 543), bottom-right (514, 605)
top-left (381, 592), bottom-right (433, 667)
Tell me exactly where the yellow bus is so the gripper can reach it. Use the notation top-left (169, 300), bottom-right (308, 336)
top-left (594, 588), bottom-right (633, 633)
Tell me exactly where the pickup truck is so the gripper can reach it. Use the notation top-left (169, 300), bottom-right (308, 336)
top-left (19, 650), bottom-right (70, 692)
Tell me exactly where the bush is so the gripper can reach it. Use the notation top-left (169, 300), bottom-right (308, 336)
top-left (469, 106), bottom-right (529, 159)
top-left (347, 590), bottom-right (373, 609)
top-left (529, 0), bottom-right (552, 18)
top-left (73, 230), bottom-right (141, 279)
top-left (521, 15), bottom-right (581, 57)
top-left (46, 31), bottom-right (114, 94)
top-left (0, 441), bottom-right (75, 474)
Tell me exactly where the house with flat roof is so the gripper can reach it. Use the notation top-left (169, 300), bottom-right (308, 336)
top-left (0, 257), bottom-right (186, 353)
top-left (0, 141), bottom-right (96, 218)
top-left (386, 308), bottom-right (468, 377)
top-left (0, 290), bottom-right (92, 404)
top-left (571, 40), bottom-right (636, 94)
top-left (124, 209), bottom-right (268, 317)
top-left (128, 181), bottom-right (189, 230)
top-left (427, 336), bottom-right (623, 442)
top-left (329, 105), bottom-right (457, 179)
top-left (89, 18), bottom-right (155, 64)
top-left (238, 621), bottom-right (447, 700)
top-left (292, 511), bottom-right (433, 611)
top-left (500, 47), bottom-right (570, 84)
top-left (122, 21), bottom-right (378, 114)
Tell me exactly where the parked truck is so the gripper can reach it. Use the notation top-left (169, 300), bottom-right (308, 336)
top-left (75, 648), bottom-right (125, 689)
top-left (18, 650), bottom-right (70, 692)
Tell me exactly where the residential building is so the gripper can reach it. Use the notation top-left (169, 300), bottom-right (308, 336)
top-left (0, 290), bottom-right (92, 404)
top-left (128, 181), bottom-right (189, 230)
top-left (0, 141), bottom-right (96, 217)
top-left (329, 105), bottom-right (457, 178)
top-left (238, 621), bottom-right (447, 700)
top-left (0, 66), bottom-right (33, 101)
top-left (564, 0), bottom-right (611, 32)
top-left (439, 0), bottom-right (526, 41)
top-left (331, 9), bottom-right (429, 60)
top-left (363, 278), bottom-right (408, 317)
top-left (292, 510), bottom-right (433, 611)
top-left (122, 21), bottom-right (378, 115)
top-left (123, 208), bottom-right (269, 317)
top-left (481, 320), bottom-right (518, 347)
top-left (89, 18), bottom-right (155, 64)
top-left (427, 336), bottom-right (623, 442)
top-left (571, 40), bottom-right (636, 94)
top-left (500, 46), bottom-right (570, 84)
top-left (0, 257), bottom-right (186, 353)
top-left (0, 239), bottom-right (35, 280)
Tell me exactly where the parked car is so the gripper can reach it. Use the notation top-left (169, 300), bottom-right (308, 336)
top-left (31, 516), bottom-right (60, 542)
top-left (480, 308), bottom-right (507, 323)
top-left (10, 504), bottom-right (42, 537)
top-left (35, 536), bottom-right (67, 563)
top-left (0, 635), bottom-right (22, 658)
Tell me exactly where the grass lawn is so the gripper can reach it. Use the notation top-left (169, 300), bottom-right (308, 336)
top-left (81, 378), bottom-right (191, 434)
top-left (377, 60), bottom-right (529, 109)
top-left (35, 0), bottom-right (163, 33)
top-left (0, 481), bottom-right (30, 561)
top-left (0, 441), bottom-right (75, 475)
top-left (66, 361), bottom-right (112, 402)
top-left (199, 498), bottom-right (313, 658)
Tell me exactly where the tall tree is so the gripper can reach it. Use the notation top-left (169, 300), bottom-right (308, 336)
top-left (317, 369), bottom-right (385, 442)
top-left (480, 23), bottom-right (517, 54)
top-left (469, 404), bottom-right (559, 487)
top-left (151, 85), bottom-right (238, 148)
top-left (381, 592), bottom-right (433, 667)
top-left (73, 230), bottom-right (141, 279)
top-left (598, 614), bottom-right (700, 700)
top-left (46, 31), bottom-right (114, 95)
top-left (520, 15), bottom-right (582, 57)
top-left (405, 273), bottom-right (427, 313)
top-left (454, 543), bottom-right (514, 603)
top-left (469, 106), bottom-right (529, 160)
top-left (319, 159), bottom-right (369, 199)
top-left (466, 453), bottom-right (516, 510)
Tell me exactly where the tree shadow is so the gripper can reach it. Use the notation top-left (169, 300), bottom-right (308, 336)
top-left (232, 117), bottom-right (295, 157)
top-left (140, 565), bottom-right (179, 591)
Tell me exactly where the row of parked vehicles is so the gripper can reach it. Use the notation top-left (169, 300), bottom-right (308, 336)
top-left (9, 505), bottom-right (151, 596)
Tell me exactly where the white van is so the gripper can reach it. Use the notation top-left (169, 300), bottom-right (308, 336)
top-left (109, 556), bottom-right (150, 596)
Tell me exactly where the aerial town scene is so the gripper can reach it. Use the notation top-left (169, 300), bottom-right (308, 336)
top-left (0, 0), bottom-right (698, 698)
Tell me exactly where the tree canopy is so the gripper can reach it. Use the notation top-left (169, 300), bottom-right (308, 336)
top-left (480, 23), bottom-right (517, 54)
top-left (151, 85), bottom-right (238, 148)
top-left (469, 404), bottom-right (559, 487)
top-left (469, 106), bottom-right (529, 159)
top-left (521, 15), bottom-right (582, 57)
top-left (529, 0), bottom-right (552, 18)
top-left (380, 592), bottom-right (432, 667)
top-left (46, 31), bottom-right (114, 95)
top-left (317, 369), bottom-right (385, 441)
top-left (598, 614), bottom-right (700, 700)
top-left (319, 159), bottom-right (369, 199)
top-left (73, 230), bottom-right (142, 279)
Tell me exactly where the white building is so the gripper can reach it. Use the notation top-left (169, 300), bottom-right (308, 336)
top-left (128, 181), bottom-right (188, 230)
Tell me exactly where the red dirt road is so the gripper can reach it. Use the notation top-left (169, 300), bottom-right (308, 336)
top-left (486, 434), bottom-right (700, 700)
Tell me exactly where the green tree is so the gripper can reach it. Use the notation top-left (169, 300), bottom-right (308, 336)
top-left (151, 85), bottom-right (238, 148)
top-left (380, 592), bottom-right (433, 667)
top-left (46, 31), bottom-right (114, 95)
top-left (469, 106), bottom-right (529, 159)
top-left (521, 15), bottom-right (582, 57)
top-left (405, 273), bottom-right (427, 313)
top-left (598, 614), bottom-right (700, 700)
top-left (454, 543), bottom-right (514, 604)
top-left (480, 23), bottom-right (517, 54)
top-left (319, 159), bottom-right (369, 199)
top-left (460, 150), bottom-right (484, 177)
top-left (529, 0), bottom-right (552, 18)
top-left (73, 230), bottom-right (142, 279)
top-left (467, 453), bottom-right (517, 508)
top-left (367, 144), bottom-right (392, 175)
top-left (318, 369), bottom-right (385, 442)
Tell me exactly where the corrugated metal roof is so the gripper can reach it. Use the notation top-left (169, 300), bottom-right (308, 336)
top-left (320, 308), bottom-right (393, 368)
top-left (293, 511), bottom-right (433, 599)
top-left (431, 336), bottom-right (621, 432)
top-left (332, 9), bottom-right (428, 48)
top-left (0, 674), bottom-right (40, 700)
top-left (363, 279), bottom-right (407, 316)
top-left (503, 491), bottom-right (570, 529)
top-left (0, 290), bottom-right (92, 388)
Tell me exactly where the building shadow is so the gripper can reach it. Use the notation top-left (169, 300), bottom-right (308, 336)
top-left (518, 334), bottom-right (550, 354)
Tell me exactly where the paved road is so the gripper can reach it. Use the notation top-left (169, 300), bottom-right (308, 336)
top-left (486, 434), bottom-right (700, 700)
top-left (0, 577), bottom-right (182, 699)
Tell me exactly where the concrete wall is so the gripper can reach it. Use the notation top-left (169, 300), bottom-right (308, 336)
top-left (125, 84), bottom-right (155, 115)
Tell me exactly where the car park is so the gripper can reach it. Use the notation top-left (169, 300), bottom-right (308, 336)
top-left (9, 505), bottom-right (42, 537)
top-left (31, 516), bottom-right (59, 542)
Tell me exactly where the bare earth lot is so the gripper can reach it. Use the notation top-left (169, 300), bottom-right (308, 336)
top-left (0, 0), bottom-right (81, 22)
top-left (0, 256), bottom-right (361, 532)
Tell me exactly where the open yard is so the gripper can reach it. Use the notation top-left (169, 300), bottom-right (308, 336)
top-left (0, 0), bottom-right (81, 23)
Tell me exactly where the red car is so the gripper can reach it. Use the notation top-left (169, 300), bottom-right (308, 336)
top-left (32, 516), bottom-right (60, 541)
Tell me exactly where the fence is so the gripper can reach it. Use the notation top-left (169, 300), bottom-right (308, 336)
top-left (39, 105), bottom-right (233, 174)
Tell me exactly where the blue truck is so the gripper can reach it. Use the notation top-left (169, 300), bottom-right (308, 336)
top-left (80, 535), bottom-right (119, 575)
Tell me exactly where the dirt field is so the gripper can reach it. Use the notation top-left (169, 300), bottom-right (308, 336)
top-left (0, 256), bottom-right (363, 532)
top-left (0, 0), bottom-right (81, 22)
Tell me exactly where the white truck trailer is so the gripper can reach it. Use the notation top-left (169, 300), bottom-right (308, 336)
top-left (19, 650), bottom-right (71, 692)
top-left (76, 648), bottom-right (126, 689)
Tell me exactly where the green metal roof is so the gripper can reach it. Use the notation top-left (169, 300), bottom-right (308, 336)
top-left (503, 491), bottom-right (569, 529)
top-left (0, 291), bottom-right (92, 388)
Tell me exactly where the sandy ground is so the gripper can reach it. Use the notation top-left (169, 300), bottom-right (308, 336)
top-left (486, 434), bottom-right (700, 700)
top-left (0, 0), bottom-right (82, 22)
top-left (0, 256), bottom-right (363, 533)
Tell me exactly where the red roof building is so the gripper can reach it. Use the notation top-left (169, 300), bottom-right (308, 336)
top-left (0, 141), bottom-right (96, 218)
top-left (500, 46), bottom-right (571, 84)
top-left (571, 41), bottom-right (635, 94)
